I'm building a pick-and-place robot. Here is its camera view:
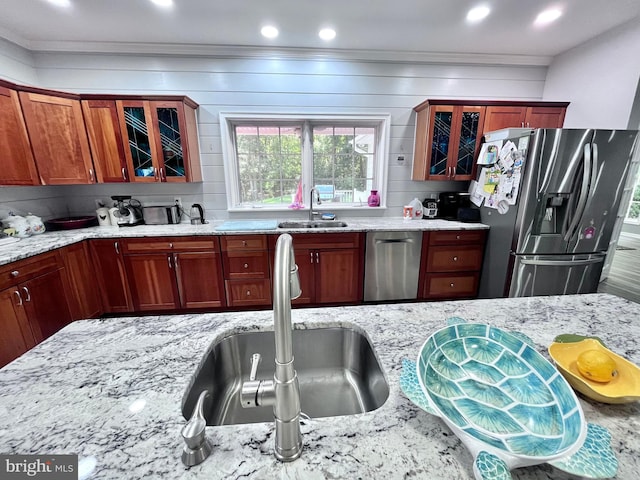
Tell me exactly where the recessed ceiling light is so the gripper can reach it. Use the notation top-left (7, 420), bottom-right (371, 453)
top-left (46, 0), bottom-right (71, 7)
top-left (466, 6), bottom-right (490, 22)
top-left (150, 0), bottom-right (173, 7)
top-left (535, 8), bottom-right (562, 26)
top-left (261, 25), bottom-right (279, 39)
top-left (319, 28), bottom-right (336, 41)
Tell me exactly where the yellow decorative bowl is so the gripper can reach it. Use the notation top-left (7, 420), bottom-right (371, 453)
top-left (549, 338), bottom-right (640, 404)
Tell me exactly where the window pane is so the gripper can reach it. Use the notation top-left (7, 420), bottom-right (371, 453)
top-left (234, 125), bottom-right (302, 206)
top-left (313, 126), bottom-right (376, 204)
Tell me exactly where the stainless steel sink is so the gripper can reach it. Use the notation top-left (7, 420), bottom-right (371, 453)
top-left (182, 327), bottom-right (389, 425)
top-left (278, 221), bottom-right (348, 229)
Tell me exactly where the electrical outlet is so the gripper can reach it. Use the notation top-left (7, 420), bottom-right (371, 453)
top-left (174, 197), bottom-right (182, 209)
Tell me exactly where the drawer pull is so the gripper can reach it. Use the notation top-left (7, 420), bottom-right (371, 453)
top-left (450, 283), bottom-right (455, 288)
top-left (244, 263), bottom-right (249, 269)
top-left (10, 270), bottom-right (19, 277)
top-left (246, 290), bottom-right (251, 296)
top-left (242, 240), bottom-right (247, 247)
top-left (453, 256), bottom-right (458, 261)
top-left (169, 243), bottom-right (174, 249)
top-left (456, 235), bottom-right (461, 240)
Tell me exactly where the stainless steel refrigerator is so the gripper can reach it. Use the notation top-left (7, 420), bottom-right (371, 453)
top-left (477, 128), bottom-right (639, 298)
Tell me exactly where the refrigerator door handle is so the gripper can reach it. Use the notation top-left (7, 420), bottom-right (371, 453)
top-left (563, 143), bottom-right (592, 242)
top-left (520, 257), bottom-right (603, 267)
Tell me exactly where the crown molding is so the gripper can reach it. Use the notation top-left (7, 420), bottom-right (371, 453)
top-left (3, 39), bottom-right (553, 66)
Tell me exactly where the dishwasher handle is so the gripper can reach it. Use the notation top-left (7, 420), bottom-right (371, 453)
top-left (375, 238), bottom-right (414, 244)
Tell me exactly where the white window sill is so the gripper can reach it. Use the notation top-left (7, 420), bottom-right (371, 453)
top-left (228, 205), bottom-right (388, 213)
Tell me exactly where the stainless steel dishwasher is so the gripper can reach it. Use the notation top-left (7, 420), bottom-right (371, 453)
top-left (363, 231), bottom-right (423, 301)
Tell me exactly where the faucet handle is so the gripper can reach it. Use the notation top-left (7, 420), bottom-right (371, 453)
top-left (181, 390), bottom-right (212, 466)
top-left (249, 353), bottom-right (261, 381)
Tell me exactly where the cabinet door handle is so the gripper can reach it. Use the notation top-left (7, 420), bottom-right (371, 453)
top-left (315, 252), bottom-right (319, 263)
top-left (154, 167), bottom-right (159, 180)
top-left (174, 255), bottom-right (179, 269)
top-left (122, 167), bottom-right (127, 181)
top-left (14, 290), bottom-right (23, 306)
top-left (10, 270), bottom-right (19, 277)
top-left (22, 286), bottom-right (31, 302)
top-left (89, 168), bottom-right (95, 183)
top-left (160, 167), bottom-right (165, 182)
top-left (310, 252), bottom-right (314, 263)
top-left (114, 241), bottom-right (120, 254)
top-left (168, 255), bottom-right (173, 269)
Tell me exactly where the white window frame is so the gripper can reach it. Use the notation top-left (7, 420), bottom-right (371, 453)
top-left (220, 112), bottom-right (391, 212)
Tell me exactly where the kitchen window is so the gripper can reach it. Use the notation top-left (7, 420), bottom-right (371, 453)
top-left (220, 113), bottom-right (390, 211)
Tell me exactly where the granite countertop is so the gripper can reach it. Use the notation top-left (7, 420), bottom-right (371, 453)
top-left (0, 217), bottom-right (488, 266)
top-left (0, 293), bottom-right (638, 479)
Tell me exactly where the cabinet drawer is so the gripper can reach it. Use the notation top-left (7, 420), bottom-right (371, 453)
top-left (429, 230), bottom-right (486, 246)
top-left (0, 251), bottom-right (60, 291)
top-left (278, 232), bottom-right (362, 250)
top-left (124, 237), bottom-right (218, 253)
top-left (426, 245), bottom-right (484, 272)
top-left (221, 235), bottom-right (267, 251)
top-left (225, 279), bottom-right (271, 307)
top-left (423, 273), bottom-right (479, 299)
top-left (224, 251), bottom-right (269, 279)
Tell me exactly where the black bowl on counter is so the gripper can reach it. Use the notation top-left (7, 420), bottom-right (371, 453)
top-left (45, 216), bottom-right (98, 231)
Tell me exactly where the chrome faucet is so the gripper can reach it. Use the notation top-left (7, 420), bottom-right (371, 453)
top-left (240, 233), bottom-right (303, 462)
top-left (309, 186), bottom-right (321, 221)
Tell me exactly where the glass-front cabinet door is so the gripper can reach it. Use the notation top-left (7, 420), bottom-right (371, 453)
top-left (428, 106), bottom-right (454, 177)
top-left (118, 100), bottom-right (159, 183)
top-left (117, 100), bottom-right (190, 183)
top-left (453, 106), bottom-right (485, 180)
top-left (150, 101), bottom-right (188, 182)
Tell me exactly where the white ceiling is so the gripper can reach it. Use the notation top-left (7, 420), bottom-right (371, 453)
top-left (0, 0), bottom-right (639, 62)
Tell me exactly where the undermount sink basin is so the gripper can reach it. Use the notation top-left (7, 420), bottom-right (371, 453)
top-left (278, 221), bottom-right (348, 229)
top-left (182, 327), bottom-right (389, 425)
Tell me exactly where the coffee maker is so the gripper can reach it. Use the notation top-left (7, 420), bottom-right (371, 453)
top-left (110, 196), bottom-right (144, 226)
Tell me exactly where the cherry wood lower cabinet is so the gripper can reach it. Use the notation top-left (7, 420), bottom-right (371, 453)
top-left (271, 233), bottom-right (365, 306)
top-left (221, 235), bottom-right (271, 307)
top-left (419, 230), bottom-right (487, 300)
top-left (123, 237), bottom-right (225, 311)
top-left (61, 241), bottom-right (103, 319)
top-left (90, 239), bottom-right (133, 314)
top-left (0, 251), bottom-right (73, 367)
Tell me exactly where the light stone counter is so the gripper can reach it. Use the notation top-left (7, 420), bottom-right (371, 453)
top-left (0, 294), bottom-right (638, 479)
top-left (0, 217), bottom-right (488, 266)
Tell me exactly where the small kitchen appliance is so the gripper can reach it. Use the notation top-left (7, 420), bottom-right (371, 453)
top-left (437, 192), bottom-right (471, 220)
top-left (190, 204), bottom-right (207, 224)
top-left (422, 198), bottom-right (438, 218)
top-left (143, 206), bottom-right (181, 225)
top-left (111, 196), bottom-right (144, 227)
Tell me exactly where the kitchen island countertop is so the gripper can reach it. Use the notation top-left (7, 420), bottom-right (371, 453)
top-left (0, 293), bottom-right (639, 479)
top-left (0, 217), bottom-right (487, 266)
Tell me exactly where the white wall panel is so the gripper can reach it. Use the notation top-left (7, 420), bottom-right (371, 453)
top-left (1, 48), bottom-right (548, 220)
top-left (543, 18), bottom-right (640, 129)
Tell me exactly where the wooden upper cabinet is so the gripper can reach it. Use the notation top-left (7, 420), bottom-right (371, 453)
top-left (117, 99), bottom-right (202, 183)
top-left (524, 106), bottom-right (566, 129)
top-left (19, 91), bottom-right (95, 185)
top-left (81, 100), bottom-right (129, 183)
top-left (483, 104), bottom-right (568, 133)
top-left (413, 100), bottom-right (569, 181)
top-left (412, 102), bottom-right (485, 181)
top-left (0, 85), bottom-right (40, 185)
top-left (483, 106), bottom-right (527, 133)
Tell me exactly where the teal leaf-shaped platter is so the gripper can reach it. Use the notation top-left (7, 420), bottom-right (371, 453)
top-left (400, 321), bottom-right (619, 479)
